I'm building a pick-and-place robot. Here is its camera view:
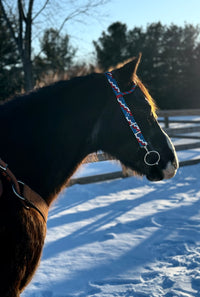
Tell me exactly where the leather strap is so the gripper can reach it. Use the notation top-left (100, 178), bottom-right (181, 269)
top-left (0, 159), bottom-right (20, 194)
top-left (0, 159), bottom-right (48, 222)
top-left (23, 184), bottom-right (48, 221)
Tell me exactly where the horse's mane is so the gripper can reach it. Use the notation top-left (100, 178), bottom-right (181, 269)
top-left (1, 64), bottom-right (157, 118)
top-left (109, 58), bottom-right (158, 118)
top-left (0, 74), bottom-right (95, 107)
top-left (134, 75), bottom-right (158, 118)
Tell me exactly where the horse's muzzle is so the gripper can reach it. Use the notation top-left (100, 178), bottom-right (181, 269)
top-left (146, 158), bottom-right (178, 182)
top-left (162, 160), bottom-right (178, 180)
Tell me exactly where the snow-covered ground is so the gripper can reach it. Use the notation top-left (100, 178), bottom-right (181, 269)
top-left (22, 117), bottom-right (200, 297)
top-left (21, 162), bottom-right (200, 297)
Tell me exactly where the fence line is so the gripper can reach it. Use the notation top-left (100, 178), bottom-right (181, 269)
top-left (158, 109), bottom-right (200, 129)
top-left (70, 109), bottom-right (200, 185)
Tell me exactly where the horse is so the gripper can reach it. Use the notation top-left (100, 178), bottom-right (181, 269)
top-left (0, 55), bottom-right (178, 297)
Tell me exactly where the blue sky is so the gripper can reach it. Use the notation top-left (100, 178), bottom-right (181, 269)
top-left (106, 0), bottom-right (200, 27)
top-left (66, 0), bottom-right (200, 61)
top-left (33, 0), bottom-right (200, 61)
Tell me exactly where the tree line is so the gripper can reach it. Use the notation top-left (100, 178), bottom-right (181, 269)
top-left (0, 19), bottom-right (76, 100)
top-left (94, 22), bottom-right (200, 109)
top-left (1, 11), bottom-right (200, 109)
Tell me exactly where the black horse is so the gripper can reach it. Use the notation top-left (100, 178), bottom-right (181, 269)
top-left (0, 56), bottom-right (178, 297)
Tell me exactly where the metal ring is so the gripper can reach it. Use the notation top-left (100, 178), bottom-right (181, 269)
top-left (144, 150), bottom-right (160, 166)
top-left (12, 181), bottom-right (25, 201)
top-left (12, 181), bottom-right (30, 209)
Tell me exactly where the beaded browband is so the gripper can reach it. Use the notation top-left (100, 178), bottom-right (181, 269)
top-left (105, 71), bottom-right (160, 166)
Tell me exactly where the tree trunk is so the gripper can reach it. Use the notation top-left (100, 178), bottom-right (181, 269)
top-left (23, 58), bottom-right (33, 92)
top-left (23, 0), bottom-right (34, 92)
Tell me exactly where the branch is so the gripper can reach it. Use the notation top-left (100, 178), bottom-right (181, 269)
top-left (58, 10), bottom-right (85, 34)
top-left (18, 0), bottom-right (24, 54)
top-left (25, 0), bottom-right (34, 57)
top-left (33, 0), bottom-right (49, 21)
top-left (27, 0), bottom-right (34, 20)
top-left (57, 0), bottom-right (109, 34)
top-left (18, 0), bottom-right (26, 22)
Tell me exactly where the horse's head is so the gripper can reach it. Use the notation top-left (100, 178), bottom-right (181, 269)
top-left (95, 55), bottom-right (178, 181)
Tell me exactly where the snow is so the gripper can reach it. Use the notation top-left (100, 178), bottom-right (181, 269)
top-left (73, 161), bottom-right (121, 178)
top-left (21, 160), bottom-right (200, 297)
top-left (21, 117), bottom-right (200, 297)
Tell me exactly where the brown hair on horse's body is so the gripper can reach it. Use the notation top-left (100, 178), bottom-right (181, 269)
top-left (0, 176), bottom-right (46, 297)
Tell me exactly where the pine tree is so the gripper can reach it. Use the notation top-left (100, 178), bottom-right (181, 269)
top-left (94, 22), bottom-right (200, 109)
top-left (33, 28), bottom-right (76, 82)
top-left (0, 9), bottom-right (23, 101)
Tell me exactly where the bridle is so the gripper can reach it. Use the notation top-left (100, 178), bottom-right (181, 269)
top-left (105, 72), bottom-right (160, 166)
top-left (0, 159), bottom-right (48, 221)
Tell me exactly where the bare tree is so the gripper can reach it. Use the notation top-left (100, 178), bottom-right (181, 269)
top-left (0, 0), bottom-right (108, 92)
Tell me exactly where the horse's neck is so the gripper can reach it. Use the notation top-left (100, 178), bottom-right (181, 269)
top-left (0, 75), bottom-right (106, 205)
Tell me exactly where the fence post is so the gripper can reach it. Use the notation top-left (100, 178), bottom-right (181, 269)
top-left (164, 116), bottom-right (169, 128)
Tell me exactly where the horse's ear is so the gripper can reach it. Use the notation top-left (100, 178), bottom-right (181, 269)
top-left (114, 53), bottom-right (142, 83)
